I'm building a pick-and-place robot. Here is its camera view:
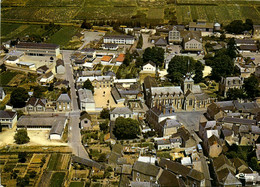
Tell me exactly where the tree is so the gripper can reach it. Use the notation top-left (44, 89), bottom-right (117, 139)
top-left (226, 38), bottom-right (237, 59)
top-left (10, 87), bottom-right (29, 108)
top-left (135, 56), bottom-right (143, 67)
top-left (136, 34), bottom-right (143, 49)
top-left (225, 19), bottom-right (254, 34)
top-left (14, 129), bottom-right (30, 144)
top-left (83, 79), bottom-right (94, 93)
top-left (29, 171), bottom-right (37, 178)
top-left (18, 152), bottom-right (27, 163)
top-left (143, 47), bottom-right (164, 67)
top-left (98, 153), bottom-right (107, 162)
top-left (17, 175), bottom-right (30, 187)
top-left (243, 75), bottom-right (260, 99)
top-left (100, 108), bottom-right (110, 119)
top-left (99, 120), bottom-right (109, 133)
top-left (33, 86), bottom-right (47, 98)
top-left (226, 88), bottom-right (245, 100)
top-left (123, 50), bottom-right (133, 66)
top-left (210, 50), bottom-right (234, 81)
top-left (167, 56), bottom-right (195, 84)
top-left (81, 20), bottom-right (92, 29)
top-left (113, 117), bottom-right (140, 139)
top-left (0, 64), bottom-right (7, 72)
top-left (193, 61), bottom-right (204, 83)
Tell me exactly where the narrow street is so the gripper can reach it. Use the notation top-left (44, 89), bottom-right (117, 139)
top-left (62, 50), bottom-right (89, 159)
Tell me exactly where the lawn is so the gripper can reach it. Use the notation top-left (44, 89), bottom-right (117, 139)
top-left (50, 172), bottom-right (65, 187)
top-left (69, 182), bottom-right (84, 187)
top-left (0, 71), bottom-right (18, 86)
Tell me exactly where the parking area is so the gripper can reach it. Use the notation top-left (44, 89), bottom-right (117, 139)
top-left (93, 87), bottom-right (124, 109)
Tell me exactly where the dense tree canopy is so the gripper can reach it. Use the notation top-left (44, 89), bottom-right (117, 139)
top-left (243, 75), bottom-right (260, 99)
top-left (113, 117), bottom-right (140, 139)
top-left (83, 79), bottom-right (94, 93)
top-left (206, 49), bottom-right (234, 81)
top-left (226, 88), bottom-right (245, 100)
top-left (10, 87), bottom-right (29, 108)
top-left (100, 108), bottom-right (110, 119)
top-left (14, 129), bottom-right (30, 144)
top-left (193, 61), bottom-right (204, 84)
top-left (167, 56), bottom-right (199, 84)
top-left (143, 47), bottom-right (164, 67)
top-left (225, 19), bottom-right (253, 34)
top-left (123, 50), bottom-right (133, 66)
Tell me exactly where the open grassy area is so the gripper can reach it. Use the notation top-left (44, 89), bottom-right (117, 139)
top-left (0, 71), bottom-right (18, 86)
top-left (50, 172), bottom-right (65, 187)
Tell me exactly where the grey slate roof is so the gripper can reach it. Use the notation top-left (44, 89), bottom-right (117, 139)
top-left (57, 93), bottom-right (71, 102)
top-left (16, 42), bottom-right (59, 49)
top-left (151, 86), bottom-right (183, 95)
top-left (50, 121), bottom-right (65, 135)
top-left (155, 38), bottom-right (167, 46)
top-left (0, 110), bottom-right (16, 119)
top-left (78, 88), bottom-right (94, 103)
top-left (17, 116), bottom-right (67, 128)
top-left (132, 161), bottom-right (160, 177)
top-left (218, 117), bottom-right (256, 125)
top-left (110, 107), bottom-right (132, 114)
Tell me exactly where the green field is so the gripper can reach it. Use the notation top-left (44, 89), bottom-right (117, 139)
top-left (0, 71), bottom-right (18, 87)
top-left (2, 0), bottom-right (260, 25)
top-left (69, 182), bottom-right (84, 187)
top-left (50, 172), bottom-right (65, 187)
top-left (47, 153), bottom-right (62, 171)
top-left (47, 26), bottom-right (79, 48)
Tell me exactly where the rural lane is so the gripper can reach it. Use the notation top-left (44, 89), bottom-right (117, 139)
top-left (62, 50), bottom-right (89, 159)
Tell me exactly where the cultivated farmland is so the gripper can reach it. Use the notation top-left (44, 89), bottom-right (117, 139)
top-left (1, 0), bottom-right (260, 25)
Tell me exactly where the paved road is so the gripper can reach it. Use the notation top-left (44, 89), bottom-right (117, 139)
top-left (62, 50), bottom-right (89, 159)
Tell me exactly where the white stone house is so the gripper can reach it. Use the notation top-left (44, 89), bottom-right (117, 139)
top-left (110, 107), bottom-right (133, 121)
top-left (142, 61), bottom-right (156, 72)
top-left (78, 88), bottom-right (96, 112)
top-left (0, 110), bottom-right (17, 128)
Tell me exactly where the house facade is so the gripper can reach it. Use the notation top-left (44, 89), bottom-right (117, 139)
top-left (78, 88), bottom-right (96, 112)
top-left (56, 59), bottom-right (65, 74)
top-left (0, 110), bottom-right (17, 128)
top-left (25, 97), bottom-right (47, 112)
top-left (56, 93), bottom-right (71, 111)
top-left (110, 107), bottom-right (133, 121)
top-left (168, 26), bottom-right (182, 44)
top-left (219, 76), bottom-right (244, 97)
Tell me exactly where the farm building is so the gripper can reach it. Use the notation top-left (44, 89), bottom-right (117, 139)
top-left (17, 115), bottom-right (68, 140)
top-left (16, 42), bottom-right (60, 57)
top-left (189, 20), bottom-right (214, 32)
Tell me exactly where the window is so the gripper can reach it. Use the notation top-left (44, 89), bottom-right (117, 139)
top-left (189, 99), bottom-right (193, 106)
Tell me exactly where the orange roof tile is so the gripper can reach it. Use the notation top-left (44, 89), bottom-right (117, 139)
top-left (116, 54), bottom-right (125, 62)
top-left (101, 55), bottom-right (112, 62)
